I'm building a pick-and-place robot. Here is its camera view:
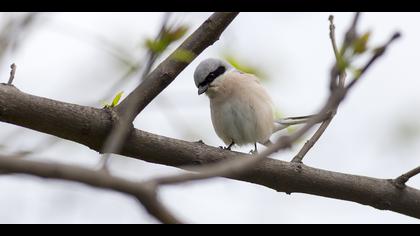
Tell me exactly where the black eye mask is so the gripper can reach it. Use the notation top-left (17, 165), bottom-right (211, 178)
top-left (198, 66), bottom-right (226, 88)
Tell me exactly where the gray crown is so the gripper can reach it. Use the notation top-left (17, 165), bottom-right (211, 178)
top-left (193, 58), bottom-right (232, 87)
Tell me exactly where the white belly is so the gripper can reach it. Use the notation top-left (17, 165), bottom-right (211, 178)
top-left (210, 97), bottom-right (273, 146)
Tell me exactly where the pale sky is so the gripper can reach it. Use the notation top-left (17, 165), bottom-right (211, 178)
top-left (0, 12), bottom-right (419, 223)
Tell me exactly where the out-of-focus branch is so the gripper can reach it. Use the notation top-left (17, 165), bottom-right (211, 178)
top-left (0, 154), bottom-right (182, 224)
top-left (100, 13), bottom-right (173, 169)
top-left (0, 13), bottom-right (40, 64)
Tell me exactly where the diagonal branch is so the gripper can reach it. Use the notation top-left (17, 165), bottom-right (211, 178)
top-left (0, 155), bottom-right (182, 224)
top-left (99, 12), bottom-right (239, 165)
top-left (115, 12), bottom-right (239, 116)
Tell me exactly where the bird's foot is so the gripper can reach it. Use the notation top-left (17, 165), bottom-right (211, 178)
top-left (219, 146), bottom-right (232, 150)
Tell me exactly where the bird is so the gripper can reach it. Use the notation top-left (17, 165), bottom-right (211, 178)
top-left (193, 58), bottom-right (276, 154)
top-left (193, 58), bottom-right (316, 154)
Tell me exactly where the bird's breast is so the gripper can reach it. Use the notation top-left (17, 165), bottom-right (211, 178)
top-left (210, 90), bottom-right (274, 146)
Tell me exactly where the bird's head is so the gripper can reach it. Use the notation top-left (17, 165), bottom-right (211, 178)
top-left (193, 58), bottom-right (232, 95)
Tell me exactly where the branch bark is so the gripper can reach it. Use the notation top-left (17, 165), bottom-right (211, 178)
top-left (1, 84), bottom-right (419, 219)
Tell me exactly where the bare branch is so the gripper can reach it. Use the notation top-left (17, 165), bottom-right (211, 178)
top-left (328, 15), bottom-right (347, 87)
top-left (393, 166), bottom-right (420, 189)
top-left (291, 116), bottom-right (333, 163)
top-left (115, 12), bottom-right (239, 116)
top-left (99, 13), bottom-right (239, 169)
top-left (0, 155), bottom-right (182, 224)
top-left (340, 12), bottom-right (361, 56)
top-left (7, 63), bottom-right (16, 85)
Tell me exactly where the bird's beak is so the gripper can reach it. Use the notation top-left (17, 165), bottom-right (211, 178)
top-left (198, 84), bottom-right (209, 95)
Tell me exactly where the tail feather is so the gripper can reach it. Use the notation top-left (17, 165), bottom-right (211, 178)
top-left (273, 114), bottom-right (318, 133)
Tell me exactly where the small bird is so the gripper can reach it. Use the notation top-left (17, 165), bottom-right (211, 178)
top-left (194, 58), bottom-right (275, 153)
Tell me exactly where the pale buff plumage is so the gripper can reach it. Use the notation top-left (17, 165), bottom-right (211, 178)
top-left (206, 70), bottom-right (274, 146)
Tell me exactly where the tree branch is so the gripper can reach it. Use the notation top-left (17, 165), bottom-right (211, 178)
top-left (0, 155), bottom-right (182, 224)
top-left (115, 12), bottom-right (239, 116)
top-left (1, 84), bottom-right (419, 219)
top-left (393, 166), bottom-right (420, 189)
top-left (99, 12), bottom-right (238, 167)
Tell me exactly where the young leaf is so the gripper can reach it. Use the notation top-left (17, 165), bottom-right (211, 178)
top-left (112, 91), bottom-right (124, 107)
top-left (164, 26), bottom-right (188, 42)
top-left (352, 31), bottom-right (371, 54)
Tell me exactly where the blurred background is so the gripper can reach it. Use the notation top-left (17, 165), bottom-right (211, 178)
top-left (0, 12), bottom-right (419, 223)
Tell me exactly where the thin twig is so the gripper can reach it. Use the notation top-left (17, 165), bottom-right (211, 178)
top-left (393, 166), bottom-right (420, 188)
top-left (329, 15), bottom-right (347, 88)
top-left (347, 32), bottom-right (401, 90)
top-left (7, 63), bottom-right (16, 85)
top-left (291, 117), bottom-right (333, 163)
top-left (340, 12), bottom-right (361, 56)
top-left (291, 14), bottom-right (348, 163)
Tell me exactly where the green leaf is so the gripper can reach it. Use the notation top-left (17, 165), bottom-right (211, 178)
top-left (112, 91), bottom-right (124, 107)
top-left (164, 26), bottom-right (188, 42)
top-left (143, 25), bottom-right (189, 54)
top-left (145, 39), bottom-right (168, 53)
top-left (337, 55), bottom-right (349, 73)
top-left (352, 31), bottom-right (371, 54)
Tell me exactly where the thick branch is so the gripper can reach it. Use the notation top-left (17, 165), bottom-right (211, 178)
top-left (0, 155), bottom-right (181, 224)
top-left (1, 85), bottom-right (420, 219)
